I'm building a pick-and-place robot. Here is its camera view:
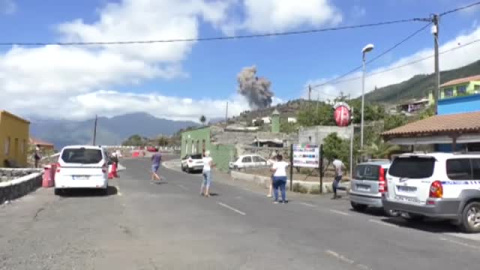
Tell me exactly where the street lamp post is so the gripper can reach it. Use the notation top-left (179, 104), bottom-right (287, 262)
top-left (360, 44), bottom-right (374, 152)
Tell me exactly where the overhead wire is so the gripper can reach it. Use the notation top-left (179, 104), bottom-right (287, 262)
top-left (0, 18), bottom-right (423, 46)
top-left (440, 0), bottom-right (480, 16)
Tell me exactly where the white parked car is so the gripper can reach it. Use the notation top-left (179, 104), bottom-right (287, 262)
top-left (54, 145), bottom-right (110, 196)
top-left (229, 154), bottom-right (272, 170)
top-left (383, 152), bottom-right (480, 233)
top-left (181, 154), bottom-right (204, 173)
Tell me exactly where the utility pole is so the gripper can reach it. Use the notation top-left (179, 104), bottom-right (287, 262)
top-left (225, 101), bottom-right (229, 124)
top-left (93, 115), bottom-right (98, 145)
top-left (433, 14), bottom-right (440, 115)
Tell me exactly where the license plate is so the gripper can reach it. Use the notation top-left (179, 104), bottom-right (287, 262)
top-left (397, 186), bottom-right (417, 193)
top-left (395, 196), bottom-right (420, 203)
top-left (73, 176), bottom-right (89, 180)
top-left (356, 185), bottom-right (370, 191)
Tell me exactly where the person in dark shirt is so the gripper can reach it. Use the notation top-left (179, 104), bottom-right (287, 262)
top-left (151, 150), bottom-right (162, 181)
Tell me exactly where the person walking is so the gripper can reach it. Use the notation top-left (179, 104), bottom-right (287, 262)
top-left (332, 155), bottom-right (346, 200)
top-left (33, 145), bottom-right (41, 168)
top-left (151, 150), bottom-right (162, 182)
top-left (271, 154), bottom-right (289, 204)
top-left (201, 151), bottom-right (214, 197)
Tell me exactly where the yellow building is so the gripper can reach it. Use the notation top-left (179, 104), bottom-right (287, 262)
top-left (0, 110), bottom-right (30, 167)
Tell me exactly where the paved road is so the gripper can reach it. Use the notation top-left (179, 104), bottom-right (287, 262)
top-left (1, 157), bottom-right (480, 270)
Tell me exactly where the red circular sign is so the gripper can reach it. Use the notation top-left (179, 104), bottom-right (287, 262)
top-left (333, 103), bottom-right (351, 127)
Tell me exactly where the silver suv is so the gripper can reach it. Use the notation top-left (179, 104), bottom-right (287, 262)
top-left (350, 161), bottom-right (391, 214)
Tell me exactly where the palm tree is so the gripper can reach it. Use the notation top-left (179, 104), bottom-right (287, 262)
top-left (362, 138), bottom-right (400, 160)
top-left (200, 115), bottom-right (206, 125)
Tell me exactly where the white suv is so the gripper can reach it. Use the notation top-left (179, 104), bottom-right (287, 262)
top-left (383, 153), bottom-right (480, 233)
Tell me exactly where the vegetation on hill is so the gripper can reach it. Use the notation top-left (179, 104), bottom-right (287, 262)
top-left (365, 60), bottom-right (480, 104)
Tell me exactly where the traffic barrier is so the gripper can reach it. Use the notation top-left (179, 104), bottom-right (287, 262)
top-left (42, 165), bottom-right (54, 187)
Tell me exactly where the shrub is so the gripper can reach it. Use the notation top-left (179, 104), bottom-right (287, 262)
top-left (310, 186), bottom-right (321, 194)
top-left (292, 183), bottom-right (308, 193)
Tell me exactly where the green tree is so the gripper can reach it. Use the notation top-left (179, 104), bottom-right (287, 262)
top-left (200, 115), bottom-right (206, 125)
top-left (157, 136), bottom-right (169, 146)
top-left (280, 119), bottom-right (299, 134)
top-left (362, 138), bottom-right (400, 159)
top-left (384, 114), bottom-right (408, 131)
top-left (297, 102), bottom-right (336, 127)
top-left (323, 132), bottom-right (352, 170)
top-left (122, 134), bottom-right (146, 146)
top-left (418, 105), bottom-right (435, 120)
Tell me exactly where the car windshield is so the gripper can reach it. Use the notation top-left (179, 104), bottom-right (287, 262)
top-left (389, 156), bottom-right (435, 179)
top-left (61, 148), bottom-right (103, 164)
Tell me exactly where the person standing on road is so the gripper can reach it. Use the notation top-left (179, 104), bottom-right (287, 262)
top-left (271, 154), bottom-right (289, 204)
top-left (332, 156), bottom-right (346, 200)
top-left (201, 151), bottom-right (214, 197)
top-left (151, 150), bottom-right (162, 182)
top-left (266, 154), bottom-right (277, 197)
top-left (33, 145), bottom-right (41, 168)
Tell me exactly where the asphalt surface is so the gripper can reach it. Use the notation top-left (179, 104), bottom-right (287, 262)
top-left (1, 156), bottom-right (480, 270)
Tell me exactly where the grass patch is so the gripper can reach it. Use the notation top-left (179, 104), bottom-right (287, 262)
top-left (309, 186), bottom-right (322, 194)
top-left (292, 183), bottom-right (309, 194)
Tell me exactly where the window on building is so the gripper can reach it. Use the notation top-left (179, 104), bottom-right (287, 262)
top-left (4, 137), bottom-right (10, 156)
top-left (474, 84), bottom-right (480, 93)
top-left (444, 88), bottom-right (454, 97)
top-left (457, 85), bottom-right (467, 96)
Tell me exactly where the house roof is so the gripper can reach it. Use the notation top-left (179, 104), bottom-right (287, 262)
top-left (30, 137), bottom-right (54, 147)
top-left (382, 111), bottom-right (480, 138)
top-left (0, 110), bottom-right (30, 124)
top-left (440, 74), bottom-right (480, 88)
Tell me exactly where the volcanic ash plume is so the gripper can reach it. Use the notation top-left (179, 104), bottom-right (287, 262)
top-left (237, 66), bottom-right (274, 109)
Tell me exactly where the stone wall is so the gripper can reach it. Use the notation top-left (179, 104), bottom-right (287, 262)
top-left (0, 169), bottom-right (43, 204)
top-left (299, 125), bottom-right (353, 145)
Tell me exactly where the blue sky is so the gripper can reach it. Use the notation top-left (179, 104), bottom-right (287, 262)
top-left (0, 0), bottom-right (480, 121)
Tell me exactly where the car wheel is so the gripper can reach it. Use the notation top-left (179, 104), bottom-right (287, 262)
top-left (100, 187), bottom-right (109, 196)
top-left (187, 167), bottom-right (192, 174)
top-left (460, 201), bottom-right (480, 233)
top-left (402, 213), bottom-right (425, 222)
top-left (54, 188), bottom-right (63, 196)
top-left (351, 202), bottom-right (367, 212)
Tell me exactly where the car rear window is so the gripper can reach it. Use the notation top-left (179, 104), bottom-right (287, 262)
top-left (191, 154), bottom-right (203, 159)
top-left (354, 165), bottom-right (382, 181)
top-left (61, 148), bottom-right (103, 164)
top-left (389, 157), bottom-right (435, 179)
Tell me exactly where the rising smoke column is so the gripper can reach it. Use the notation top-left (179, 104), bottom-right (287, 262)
top-left (237, 66), bottom-right (274, 109)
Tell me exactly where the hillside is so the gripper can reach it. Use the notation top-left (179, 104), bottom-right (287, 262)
top-left (30, 113), bottom-right (198, 149)
top-left (365, 60), bottom-right (480, 103)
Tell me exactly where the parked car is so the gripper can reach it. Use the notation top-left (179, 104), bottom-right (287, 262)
top-left (181, 154), bottom-right (204, 173)
top-left (146, 146), bottom-right (159, 152)
top-left (349, 161), bottom-right (395, 215)
top-left (229, 154), bottom-right (272, 170)
top-left (383, 153), bottom-right (480, 233)
top-left (54, 145), bottom-right (111, 196)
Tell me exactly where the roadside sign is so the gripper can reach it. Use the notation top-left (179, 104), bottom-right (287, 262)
top-left (292, 144), bottom-right (320, 168)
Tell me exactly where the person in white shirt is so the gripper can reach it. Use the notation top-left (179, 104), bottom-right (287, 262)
top-left (332, 156), bottom-right (346, 200)
top-left (266, 154), bottom-right (277, 197)
top-left (201, 151), bottom-right (214, 197)
top-left (270, 154), bottom-right (289, 204)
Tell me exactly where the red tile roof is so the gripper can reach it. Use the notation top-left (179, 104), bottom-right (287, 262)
top-left (440, 74), bottom-right (480, 88)
top-left (382, 111), bottom-right (480, 138)
top-left (30, 137), bottom-right (54, 147)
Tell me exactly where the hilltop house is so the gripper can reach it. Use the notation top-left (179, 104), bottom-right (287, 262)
top-left (383, 75), bottom-right (480, 152)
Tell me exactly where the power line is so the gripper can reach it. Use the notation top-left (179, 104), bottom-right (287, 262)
top-left (0, 18), bottom-right (422, 46)
top-left (310, 22), bottom-right (432, 90)
top-left (317, 37), bottom-right (480, 86)
top-left (440, 0), bottom-right (480, 16)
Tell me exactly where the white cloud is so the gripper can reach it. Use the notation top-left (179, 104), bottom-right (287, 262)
top-left (4, 89), bottom-right (250, 122)
top-left (0, 0), bottom-right (238, 121)
top-left (305, 26), bottom-right (480, 101)
top-left (222, 0), bottom-right (342, 34)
